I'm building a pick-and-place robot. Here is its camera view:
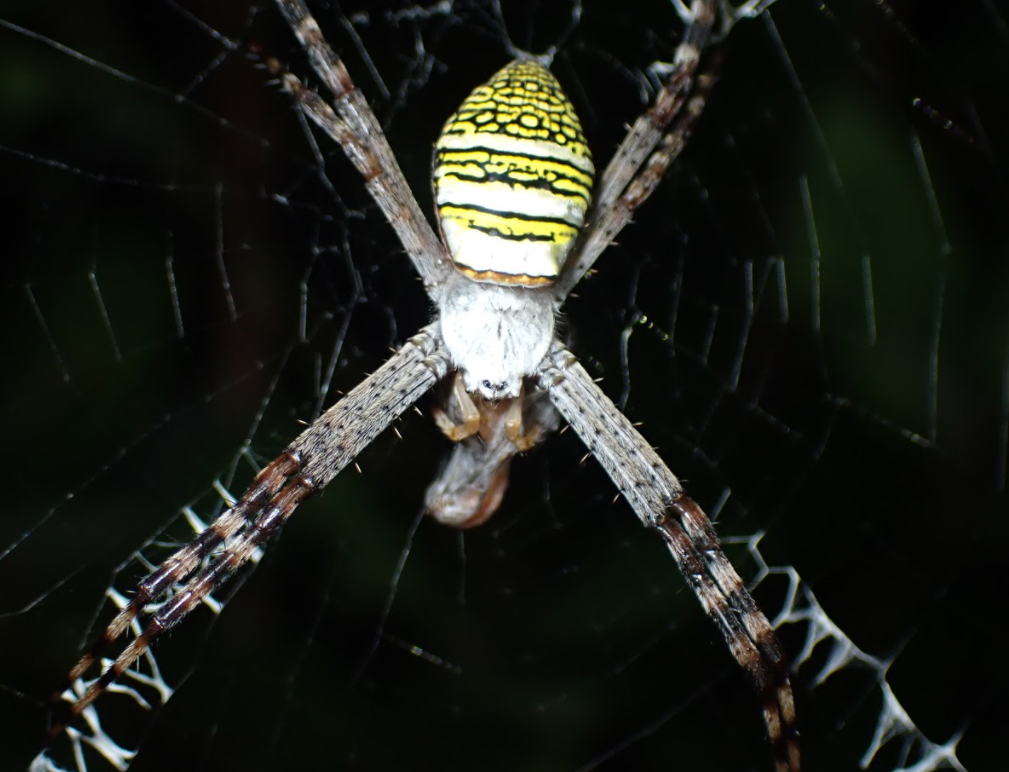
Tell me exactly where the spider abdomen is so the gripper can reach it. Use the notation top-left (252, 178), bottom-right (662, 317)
top-left (433, 59), bottom-right (594, 287)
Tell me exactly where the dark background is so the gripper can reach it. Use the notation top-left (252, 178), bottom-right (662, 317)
top-left (1, 1), bottom-right (1006, 771)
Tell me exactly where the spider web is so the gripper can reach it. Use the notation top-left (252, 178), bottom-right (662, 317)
top-left (1, 1), bottom-right (1005, 771)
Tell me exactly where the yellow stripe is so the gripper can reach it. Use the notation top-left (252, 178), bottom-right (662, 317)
top-left (435, 148), bottom-right (592, 203)
top-left (438, 204), bottom-right (578, 243)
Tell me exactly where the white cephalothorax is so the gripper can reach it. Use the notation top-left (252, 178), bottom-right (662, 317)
top-left (437, 274), bottom-right (555, 400)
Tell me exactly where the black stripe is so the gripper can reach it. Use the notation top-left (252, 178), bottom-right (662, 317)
top-left (439, 200), bottom-right (580, 228)
top-left (467, 224), bottom-right (559, 243)
top-left (440, 169), bottom-right (591, 202)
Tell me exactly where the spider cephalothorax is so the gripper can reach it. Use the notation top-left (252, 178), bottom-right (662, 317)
top-left (41, 3), bottom-right (798, 772)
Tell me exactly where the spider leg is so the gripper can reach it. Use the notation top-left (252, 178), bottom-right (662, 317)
top-left (51, 329), bottom-right (449, 739)
top-left (271, 0), bottom-right (453, 296)
top-left (554, 0), bottom-right (719, 301)
top-left (58, 452), bottom-right (300, 690)
top-left (537, 346), bottom-right (799, 772)
top-left (593, 0), bottom-right (716, 216)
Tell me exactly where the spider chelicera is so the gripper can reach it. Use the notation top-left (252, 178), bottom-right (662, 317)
top-left (42, 2), bottom-right (798, 770)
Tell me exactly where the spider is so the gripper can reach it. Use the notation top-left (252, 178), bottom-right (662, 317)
top-left (44, 1), bottom-right (798, 770)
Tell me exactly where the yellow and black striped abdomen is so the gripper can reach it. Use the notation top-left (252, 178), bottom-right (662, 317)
top-left (434, 60), bottom-right (594, 286)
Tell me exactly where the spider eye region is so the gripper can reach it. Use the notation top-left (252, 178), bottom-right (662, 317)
top-left (434, 60), bottom-right (595, 287)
